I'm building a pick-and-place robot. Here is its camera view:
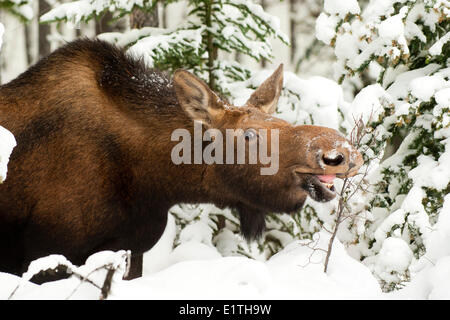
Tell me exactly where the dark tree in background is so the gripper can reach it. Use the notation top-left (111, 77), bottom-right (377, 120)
top-left (39, 0), bottom-right (50, 58)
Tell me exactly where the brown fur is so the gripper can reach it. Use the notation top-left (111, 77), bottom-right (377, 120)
top-left (0, 39), bottom-right (363, 278)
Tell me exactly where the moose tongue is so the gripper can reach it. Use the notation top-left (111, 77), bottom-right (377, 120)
top-left (317, 175), bottom-right (336, 183)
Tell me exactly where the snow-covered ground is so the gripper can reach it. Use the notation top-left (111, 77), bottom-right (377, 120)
top-left (1, 214), bottom-right (448, 300)
top-left (0, 229), bottom-right (384, 300)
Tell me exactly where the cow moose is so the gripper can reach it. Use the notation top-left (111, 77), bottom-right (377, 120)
top-left (0, 39), bottom-right (363, 280)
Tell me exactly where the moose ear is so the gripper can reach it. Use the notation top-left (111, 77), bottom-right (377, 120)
top-left (245, 64), bottom-right (283, 114)
top-left (173, 70), bottom-right (224, 126)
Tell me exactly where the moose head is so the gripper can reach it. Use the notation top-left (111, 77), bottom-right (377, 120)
top-left (172, 64), bottom-right (363, 239)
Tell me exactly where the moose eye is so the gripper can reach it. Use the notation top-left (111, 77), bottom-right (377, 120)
top-left (244, 128), bottom-right (257, 140)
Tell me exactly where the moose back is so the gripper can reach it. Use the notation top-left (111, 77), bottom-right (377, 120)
top-left (0, 39), bottom-right (363, 279)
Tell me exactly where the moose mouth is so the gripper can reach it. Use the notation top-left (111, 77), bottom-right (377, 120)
top-left (302, 174), bottom-right (337, 203)
top-left (317, 174), bottom-right (336, 192)
top-left (295, 163), bottom-right (361, 203)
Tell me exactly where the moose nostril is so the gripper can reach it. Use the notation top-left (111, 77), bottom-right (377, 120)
top-left (322, 153), bottom-right (345, 166)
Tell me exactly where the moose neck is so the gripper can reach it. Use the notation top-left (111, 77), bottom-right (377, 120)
top-left (132, 107), bottom-right (218, 210)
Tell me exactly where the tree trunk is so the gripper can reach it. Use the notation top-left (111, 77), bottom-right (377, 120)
top-left (95, 11), bottom-right (115, 34)
top-left (24, 24), bottom-right (33, 66)
top-left (260, 0), bottom-right (267, 68)
top-left (95, 9), bottom-right (129, 35)
top-left (130, 4), bottom-right (159, 29)
top-left (204, 0), bottom-right (217, 89)
top-left (162, 3), bottom-right (167, 28)
top-left (39, 0), bottom-right (51, 58)
top-left (289, 0), bottom-right (298, 63)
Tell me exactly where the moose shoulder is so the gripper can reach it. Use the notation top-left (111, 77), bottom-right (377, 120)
top-left (0, 39), bottom-right (363, 279)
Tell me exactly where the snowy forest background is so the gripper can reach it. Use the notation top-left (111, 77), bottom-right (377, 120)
top-left (0, 0), bottom-right (449, 299)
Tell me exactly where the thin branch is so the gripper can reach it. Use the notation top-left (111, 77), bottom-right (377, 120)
top-left (100, 267), bottom-right (116, 300)
top-left (323, 178), bottom-right (348, 273)
top-left (296, 234), bottom-right (328, 268)
top-left (65, 264), bottom-right (112, 300)
top-left (323, 115), bottom-right (381, 273)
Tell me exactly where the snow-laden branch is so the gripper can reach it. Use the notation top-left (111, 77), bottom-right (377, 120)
top-left (8, 250), bottom-right (130, 300)
top-left (40, 0), bottom-right (149, 25)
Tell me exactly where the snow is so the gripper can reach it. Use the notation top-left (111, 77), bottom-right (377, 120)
top-left (315, 13), bottom-right (338, 45)
top-left (414, 257), bottom-right (450, 300)
top-left (377, 9), bottom-right (408, 40)
top-left (388, 195), bottom-right (450, 299)
top-left (410, 75), bottom-right (447, 101)
top-left (423, 194), bottom-right (450, 261)
top-left (228, 0), bottom-right (289, 45)
top-left (17, 4), bottom-right (34, 21)
top-left (323, 0), bottom-right (360, 18)
top-left (316, 0), bottom-right (448, 82)
top-left (435, 87), bottom-right (450, 106)
top-left (387, 64), bottom-right (442, 99)
top-left (409, 155), bottom-right (450, 191)
top-left (369, 237), bottom-right (413, 284)
top-left (265, 232), bottom-right (381, 299)
top-left (0, 23), bottom-right (4, 51)
top-left (429, 32), bottom-right (450, 55)
top-left (143, 214), bottom-right (176, 274)
top-left (283, 74), bottom-right (344, 129)
top-left (334, 33), bottom-right (358, 61)
top-left (373, 209), bottom-right (405, 244)
top-left (40, 0), bottom-right (95, 24)
top-left (127, 27), bottom-right (204, 67)
top-left (0, 232), bottom-right (385, 300)
top-left (350, 84), bottom-right (389, 122)
top-left (344, 59), bottom-right (449, 294)
top-left (40, 0), bottom-right (146, 24)
top-left (98, 27), bottom-right (166, 48)
top-left (231, 69), bottom-right (346, 129)
top-left (362, 0), bottom-right (405, 19)
top-left (0, 125), bottom-right (17, 183)
top-left (2, 251), bottom-right (129, 299)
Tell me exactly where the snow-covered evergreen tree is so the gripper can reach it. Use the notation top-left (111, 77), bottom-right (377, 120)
top-left (0, 0), bottom-right (34, 21)
top-left (317, 0), bottom-right (449, 291)
top-left (40, 0), bottom-right (155, 25)
top-left (41, 0), bottom-right (288, 94)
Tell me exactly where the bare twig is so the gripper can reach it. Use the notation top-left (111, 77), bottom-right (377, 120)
top-left (297, 233), bottom-right (328, 268)
top-left (324, 177), bottom-right (348, 273)
top-left (100, 267), bottom-right (116, 300)
top-left (65, 264), bottom-right (112, 300)
top-left (66, 252), bottom-right (130, 300)
top-left (323, 114), bottom-right (382, 273)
